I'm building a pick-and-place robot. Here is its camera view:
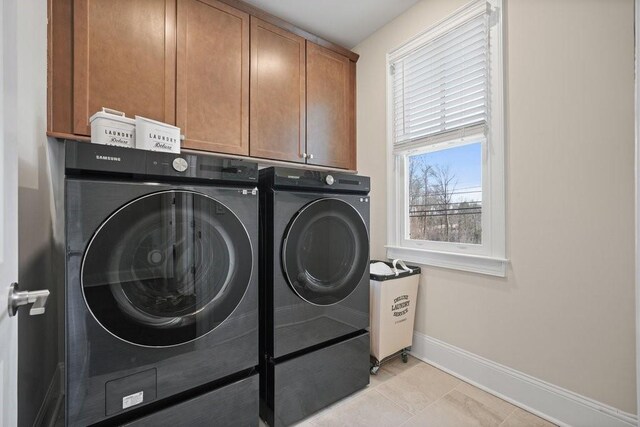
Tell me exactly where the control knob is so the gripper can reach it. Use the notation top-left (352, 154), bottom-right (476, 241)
top-left (172, 157), bottom-right (188, 172)
top-left (325, 175), bottom-right (335, 185)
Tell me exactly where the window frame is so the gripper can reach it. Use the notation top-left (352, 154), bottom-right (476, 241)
top-left (386, 0), bottom-right (507, 277)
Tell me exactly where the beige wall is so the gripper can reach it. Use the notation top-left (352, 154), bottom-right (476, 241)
top-left (354, 0), bottom-right (636, 414)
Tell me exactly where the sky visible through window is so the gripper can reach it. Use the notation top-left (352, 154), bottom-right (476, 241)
top-left (408, 142), bottom-right (482, 244)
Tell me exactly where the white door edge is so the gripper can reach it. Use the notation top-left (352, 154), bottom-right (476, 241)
top-left (0, 0), bottom-right (20, 425)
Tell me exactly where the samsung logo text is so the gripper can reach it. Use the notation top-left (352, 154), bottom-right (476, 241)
top-left (96, 155), bottom-right (121, 162)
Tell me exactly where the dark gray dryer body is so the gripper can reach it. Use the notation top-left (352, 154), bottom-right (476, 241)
top-left (62, 141), bottom-right (259, 426)
top-left (259, 167), bottom-right (371, 427)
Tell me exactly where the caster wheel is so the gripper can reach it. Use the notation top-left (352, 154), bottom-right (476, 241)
top-left (370, 365), bottom-right (380, 375)
top-left (402, 353), bottom-right (408, 363)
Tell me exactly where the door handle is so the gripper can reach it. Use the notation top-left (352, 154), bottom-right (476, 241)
top-left (7, 282), bottom-right (50, 317)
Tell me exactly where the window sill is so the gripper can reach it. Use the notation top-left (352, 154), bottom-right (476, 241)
top-left (385, 245), bottom-right (508, 277)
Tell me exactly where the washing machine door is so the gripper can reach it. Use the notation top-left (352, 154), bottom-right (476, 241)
top-left (282, 198), bottom-right (369, 306)
top-left (81, 190), bottom-right (252, 347)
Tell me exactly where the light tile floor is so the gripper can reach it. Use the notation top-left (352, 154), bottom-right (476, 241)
top-left (266, 355), bottom-right (557, 427)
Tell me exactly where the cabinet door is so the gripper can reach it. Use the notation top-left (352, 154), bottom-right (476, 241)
top-left (73, 0), bottom-right (176, 136)
top-left (306, 42), bottom-right (356, 170)
top-left (177, 0), bottom-right (249, 155)
top-left (250, 18), bottom-right (305, 163)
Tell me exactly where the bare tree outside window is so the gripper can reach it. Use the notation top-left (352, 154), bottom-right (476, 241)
top-left (408, 142), bottom-right (482, 244)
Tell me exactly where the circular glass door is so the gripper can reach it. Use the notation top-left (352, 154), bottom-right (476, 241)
top-left (81, 190), bottom-right (252, 347)
top-left (282, 198), bottom-right (369, 306)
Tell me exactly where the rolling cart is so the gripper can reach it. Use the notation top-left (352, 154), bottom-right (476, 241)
top-left (369, 260), bottom-right (421, 375)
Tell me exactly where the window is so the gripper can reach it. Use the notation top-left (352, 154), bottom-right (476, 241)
top-left (408, 141), bottom-right (482, 244)
top-left (387, 0), bottom-right (506, 276)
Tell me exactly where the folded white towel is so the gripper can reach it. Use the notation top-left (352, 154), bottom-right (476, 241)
top-left (370, 262), bottom-right (395, 277)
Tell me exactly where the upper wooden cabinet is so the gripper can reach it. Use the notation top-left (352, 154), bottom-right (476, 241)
top-left (49, 0), bottom-right (358, 169)
top-left (306, 42), bottom-right (356, 170)
top-left (73, 0), bottom-right (176, 136)
top-left (249, 18), bottom-right (305, 163)
top-left (177, 0), bottom-right (249, 155)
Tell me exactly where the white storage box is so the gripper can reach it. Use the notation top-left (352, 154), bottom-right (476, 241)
top-left (370, 260), bottom-right (421, 365)
top-left (135, 115), bottom-right (181, 153)
top-left (89, 108), bottom-right (135, 148)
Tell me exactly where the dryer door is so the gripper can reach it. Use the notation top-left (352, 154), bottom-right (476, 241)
top-left (81, 190), bottom-right (252, 347)
top-left (282, 198), bottom-right (369, 306)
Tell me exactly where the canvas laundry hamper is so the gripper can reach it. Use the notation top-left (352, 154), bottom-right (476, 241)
top-left (369, 260), bottom-right (420, 374)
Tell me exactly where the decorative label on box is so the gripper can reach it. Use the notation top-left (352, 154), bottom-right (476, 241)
top-left (102, 127), bottom-right (135, 147)
top-left (145, 131), bottom-right (179, 151)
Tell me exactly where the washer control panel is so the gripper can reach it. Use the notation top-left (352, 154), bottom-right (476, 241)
top-left (65, 140), bottom-right (258, 182)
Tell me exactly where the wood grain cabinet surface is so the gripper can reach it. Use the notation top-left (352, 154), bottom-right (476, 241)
top-left (49, 0), bottom-right (358, 169)
top-left (306, 42), bottom-right (356, 170)
top-left (73, 0), bottom-right (177, 136)
top-left (177, 0), bottom-right (249, 155)
top-left (249, 18), bottom-right (306, 163)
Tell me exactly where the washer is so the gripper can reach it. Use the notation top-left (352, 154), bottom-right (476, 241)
top-left (62, 141), bottom-right (259, 426)
top-left (259, 167), bottom-right (371, 427)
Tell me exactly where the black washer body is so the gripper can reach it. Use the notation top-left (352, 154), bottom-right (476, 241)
top-left (62, 141), bottom-right (259, 426)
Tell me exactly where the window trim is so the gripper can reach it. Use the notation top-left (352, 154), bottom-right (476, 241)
top-left (385, 0), bottom-right (507, 277)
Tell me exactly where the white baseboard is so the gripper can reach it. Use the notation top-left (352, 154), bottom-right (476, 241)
top-left (410, 332), bottom-right (637, 427)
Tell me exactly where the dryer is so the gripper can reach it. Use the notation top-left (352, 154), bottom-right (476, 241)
top-left (259, 167), bottom-right (371, 427)
top-left (62, 141), bottom-right (259, 426)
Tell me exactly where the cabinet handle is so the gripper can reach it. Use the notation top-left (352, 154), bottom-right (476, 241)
top-left (308, 154), bottom-right (314, 160)
top-left (301, 153), bottom-right (308, 159)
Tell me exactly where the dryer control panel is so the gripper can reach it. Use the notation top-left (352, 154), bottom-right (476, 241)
top-left (259, 167), bottom-right (370, 194)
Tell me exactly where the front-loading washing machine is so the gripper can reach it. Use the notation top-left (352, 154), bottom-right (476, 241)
top-left (61, 141), bottom-right (259, 426)
top-left (259, 167), bottom-right (371, 427)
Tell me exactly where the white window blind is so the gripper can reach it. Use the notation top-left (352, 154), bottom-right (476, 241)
top-left (391, 2), bottom-right (489, 151)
